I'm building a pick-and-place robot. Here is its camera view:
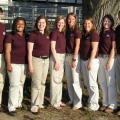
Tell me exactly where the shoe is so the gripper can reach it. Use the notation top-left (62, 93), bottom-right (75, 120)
top-left (31, 106), bottom-right (39, 115)
top-left (66, 101), bottom-right (73, 106)
top-left (39, 105), bottom-right (45, 109)
top-left (72, 106), bottom-right (81, 110)
top-left (99, 106), bottom-right (107, 111)
top-left (105, 107), bottom-right (114, 113)
top-left (54, 106), bottom-right (62, 110)
top-left (116, 111), bottom-right (120, 116)
top-left (60, 102), bottom-right (66, 107)
top-left (8, 111), bottom-right (16, 116)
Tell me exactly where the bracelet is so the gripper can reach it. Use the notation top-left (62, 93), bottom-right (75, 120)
top-left (72, 58), bottom-right (76, 61)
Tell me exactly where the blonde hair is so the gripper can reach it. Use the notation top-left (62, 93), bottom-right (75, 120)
top-left (55, 16), bottom-right (66, 32)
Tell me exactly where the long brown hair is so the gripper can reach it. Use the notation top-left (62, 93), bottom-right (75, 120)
top-left (82, 17), bottom-right (96, 35)
top-left (66, 12), bottom-right (79, 31)
top-left (35, 15), bottom-right (49, 36)
top-left (55, 16), bottom-right (66, 32)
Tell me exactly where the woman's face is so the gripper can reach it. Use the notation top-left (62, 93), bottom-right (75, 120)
top-left (84, 20), bottom-right (93, 32)
top-left (57, 19), bottom-right (65, 31)
top-left (16, 20), bottom-right (25, 32)
top-left (103, 17), bottom-right (112, 29)
top-left (68, 15), bottom-right (76, 28)
top-left (37, 18), bottom-right (46, 32)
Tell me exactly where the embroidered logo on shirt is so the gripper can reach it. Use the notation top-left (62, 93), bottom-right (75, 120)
top-left (106, 34), bottom-right (110, 38)
top-left (3, 32), bottom-right (6, 36)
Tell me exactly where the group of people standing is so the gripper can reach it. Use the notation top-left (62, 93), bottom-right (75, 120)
top-left (0, 6), bottom-right (120, 116)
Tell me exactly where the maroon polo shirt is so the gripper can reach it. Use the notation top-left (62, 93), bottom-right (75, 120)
top-left (0, 23), bottom-right (6, 53)
top-left (5, 33), bottom-right (27, 64)
top-left (80, 31), bottom-right (99, 60)
top-left (66, 29), bottom-right (81, 54)
top-left (50, 29), bottom-right (66, 53)
top-left (28, 31), bottom-right (50, 57)
top-left (99, 29), bottom-right (115, 55)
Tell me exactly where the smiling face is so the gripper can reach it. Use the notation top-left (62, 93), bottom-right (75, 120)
top-left (84, 20), bottom-right (93, 32)
top-left (57, 19), bottom-right (65, 32)
top-left (37, 18), bottom-right (46, 32)
top-left (68, 15), bottom-right (76, 28)
top-left (16, 20), bottom-right (25, 33)
top-left (103, 17), bottom-right (112, 30)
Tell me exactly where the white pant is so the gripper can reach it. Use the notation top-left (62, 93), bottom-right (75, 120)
top-left (115, 55), bottom-right (120, 93)
top-left (31, 57), bottom-right (49, 109)
top-left (8, 64), bottom-right (26, 111)
top-left (50, 53), bottom-right (65, 107)
top-left (0, 54), bottom-right (6, 107)
top-left (81, 59), bottom-right (99, 111)
top-left (98, 56), bottom-right (117, 109)
top-left (65, 55), bottom-right (82, 108)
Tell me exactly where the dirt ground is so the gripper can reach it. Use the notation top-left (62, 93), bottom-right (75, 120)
top-left (0, 77), bottom-right (120, 120)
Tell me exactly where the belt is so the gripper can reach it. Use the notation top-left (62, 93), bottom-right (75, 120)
top-left (40, 56), bottom-right (49, 59)
top-left (66, 53), bottom-right (73, 56)
top-left (99, 54), bottom-right (108, 58)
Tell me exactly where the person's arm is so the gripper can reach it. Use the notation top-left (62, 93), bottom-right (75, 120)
top-left (51, 41), bottom-right (60, 71)
top-left (28, 42), bottom-right (34, 74)
top-left (106, 41), bottom-right (116, 70)
top-left (87, 41), bottom-right (98, 70)
top-left (5, 43), bottom-right (12, 72)
top-left (72, 38), bottom-right (80, 68)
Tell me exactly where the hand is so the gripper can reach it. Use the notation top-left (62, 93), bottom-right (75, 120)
top-left (29, 65), bottom-right (33, 75)
top-left (7, 64), bottom-right (12, 72)
top-left (106, 59), bottom-right (113, 71)
top-left (71, 61), bottom-right (77, 68)
top-left (87, 60), bottom-right (92, 71)
top-left (54, 62), bottom-right (60, 71)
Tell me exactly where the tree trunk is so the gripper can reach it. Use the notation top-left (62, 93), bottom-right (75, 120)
top-left (83, 0), bottom-right (120, 31)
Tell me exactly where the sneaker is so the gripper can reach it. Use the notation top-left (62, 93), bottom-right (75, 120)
top-left (116, 111), bottom-right (120, 116)
top-left (60, 102), bottom-right (66, 107)
top-left (31, 106), bottom-right (39, 115)
top-left (99, 106), bottom-right (107, 111)
top-left (72, 106), bottom-right (81, 110)
top-left (105, 107), bottom-right (114, 113)
top-left (8, 111), bottom-right (16, 116)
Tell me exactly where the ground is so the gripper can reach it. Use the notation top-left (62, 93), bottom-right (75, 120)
top-left (0, 76), bottom-right (120, 120)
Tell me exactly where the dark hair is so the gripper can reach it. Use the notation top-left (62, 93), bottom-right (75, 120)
top-left (0, 7), bottom-right (3, 13)
top-left (118, 11), bottom-right (120, 17)
top-left (66, 12), bottom-right (79, 31)
top-left (12, 17), bottom-right (26, 34)
top-left (101, 14), bottom-right (114, 32)
top-left (35, 15), bottom-right (49, 36)
top-left (82, 16), bottom-right (96, 34)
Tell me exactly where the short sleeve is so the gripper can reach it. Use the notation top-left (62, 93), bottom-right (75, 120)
top-left (5, 33), bottom-right (12, 43)
top-left (50, 30), bottom-right (57, 42)
top-left (74, 30), bottom-right (81, 39)
top-left (111, 31), bottom-right (115, 41)
top-left (91, 32), bottom-right (99, 42)
top-left (28, 32), bottom-right (36, 43)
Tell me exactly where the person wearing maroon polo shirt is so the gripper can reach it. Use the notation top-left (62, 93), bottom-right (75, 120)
top-left (80, 17), bottom-right (99, 111)
top-left (5, 17), bottom-right (27, 116)
top-left (65, 13), bottom-right (82, 110)
top-left (50, 16), bottom-right (66, 109)
top-left (0, 7), bottom-right (6, 111)
top-left (28, 16), bottom-right (50, 114)
top-left (98, 14), bottom-right (117, 113)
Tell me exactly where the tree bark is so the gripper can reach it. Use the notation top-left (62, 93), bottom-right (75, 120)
top-left (83, 0), bottom-right (120, 31)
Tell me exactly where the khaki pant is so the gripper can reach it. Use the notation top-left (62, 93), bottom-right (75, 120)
top-left (81, 59), bottom-right (99, 111)
top-left (31, 57), bottom-right (49, 109)
top-left (65, 55), bottom-right (82, 108)
top-left (115, 55), bottom-right (120, 93)
top-left (8, 64), bottom-right (26, 111)
top-left (0, 54), bottom-right (6, 107)
top-left (98, 56), bottom-right (117, 109)
top-left (50, 53), bottom-right (65, 107)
